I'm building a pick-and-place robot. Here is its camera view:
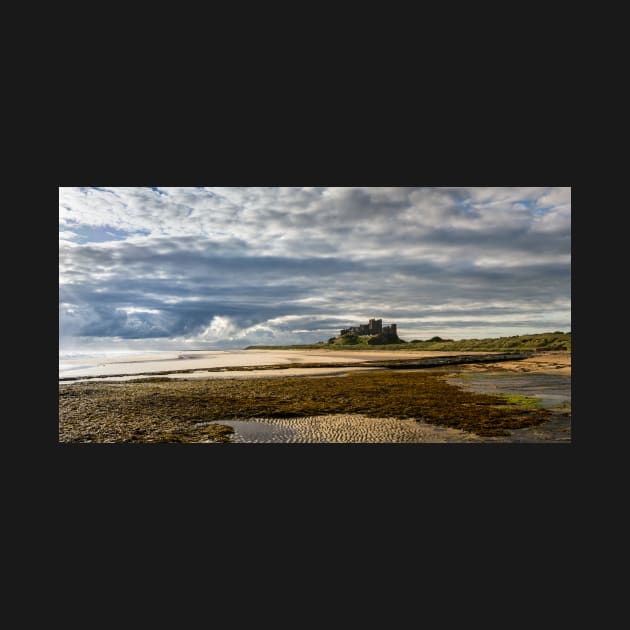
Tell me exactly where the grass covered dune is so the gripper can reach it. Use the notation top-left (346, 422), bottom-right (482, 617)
top-left (59, 370), bottom-right (550, 443)
top-left (248, 331), bottom-right (572, 352)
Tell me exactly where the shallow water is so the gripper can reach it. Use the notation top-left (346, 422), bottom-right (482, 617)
top-left (213, 415), bottom-right (483, 443)
top-left (215, 420), bottom-right (301, 443)
top-left (446, 372), bottom-right (571, 442)
top-left (447, 373), bottom-right (571, 408)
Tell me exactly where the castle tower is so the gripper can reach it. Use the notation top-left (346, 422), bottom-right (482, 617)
top-left (369, 318), bottom-right (382, 334)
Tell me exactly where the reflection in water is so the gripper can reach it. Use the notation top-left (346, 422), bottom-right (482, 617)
top-left (446, 372), bottom-right (571, 442)
top-left (217, 420), bottom-right (300, 443)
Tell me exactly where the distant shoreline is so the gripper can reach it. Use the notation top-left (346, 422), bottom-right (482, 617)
top-left (58, 349), bottom-right (566, 383)
top-left (245, 331), bottom-right (571, 352)
top-left (59, 332), bottom-right (571, 384)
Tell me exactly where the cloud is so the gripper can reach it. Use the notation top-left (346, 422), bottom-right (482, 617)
top-left (59, 187), bottom-right (571, 351)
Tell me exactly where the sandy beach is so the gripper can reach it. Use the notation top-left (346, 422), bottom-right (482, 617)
top-left (452, 350), bottom-right (571, 376)
top-left (59, 348), bottom-right (507, 382)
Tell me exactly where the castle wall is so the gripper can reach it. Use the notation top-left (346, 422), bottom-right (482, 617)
top-left (341, 319), bottom-right (395, 338)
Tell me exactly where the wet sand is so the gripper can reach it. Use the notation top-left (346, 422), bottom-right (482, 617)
top-left (59, 348), bottom-right (501, 381)
top-left (60, 350), bottom-right (498, 376)
top-left (212, 407), bottom-right (570, 443)
top-left (61, 366), bottom-right (384, 384)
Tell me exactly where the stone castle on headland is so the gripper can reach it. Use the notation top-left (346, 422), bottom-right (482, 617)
top-left (340, 318), bottom-right (398, 340)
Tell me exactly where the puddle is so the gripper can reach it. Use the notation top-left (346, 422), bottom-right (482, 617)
top-left (212, 415), bottom-right (483, 443)
top-left (215, 420), bottom-right (301, 443)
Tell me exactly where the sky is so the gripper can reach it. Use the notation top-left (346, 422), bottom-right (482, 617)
top-left (59, 187), bottom-right (571, 354)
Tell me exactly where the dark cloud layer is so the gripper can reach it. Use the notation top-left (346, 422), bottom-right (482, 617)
top-left (59, 187), bottom-right (571, 351)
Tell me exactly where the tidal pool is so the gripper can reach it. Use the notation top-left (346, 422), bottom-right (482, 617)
top-left (212, 415), bottom-right (483, 443)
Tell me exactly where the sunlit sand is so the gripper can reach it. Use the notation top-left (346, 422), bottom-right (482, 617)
top-left (59, 348), bottom-right (498, 381)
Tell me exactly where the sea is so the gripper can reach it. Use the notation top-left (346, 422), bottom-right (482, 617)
top-left (59, 350), bottom-right (239, 380)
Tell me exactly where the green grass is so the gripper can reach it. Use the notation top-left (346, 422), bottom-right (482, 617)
top-left (496, 394), bottom-right (543, 409)
top-left (246, 331), bottom-right (571, 352)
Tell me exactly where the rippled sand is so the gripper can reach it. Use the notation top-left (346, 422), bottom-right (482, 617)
top-left (214, 411), bottom-right (570, 444)
top-left (217, 414), bottom-right (484, 443)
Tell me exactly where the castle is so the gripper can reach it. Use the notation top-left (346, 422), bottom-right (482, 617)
top-left (340, 318), bottom-right (398, 339)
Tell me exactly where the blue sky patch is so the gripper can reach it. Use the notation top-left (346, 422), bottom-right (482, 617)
top-left (71, 225), bottom-right (150, 244)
